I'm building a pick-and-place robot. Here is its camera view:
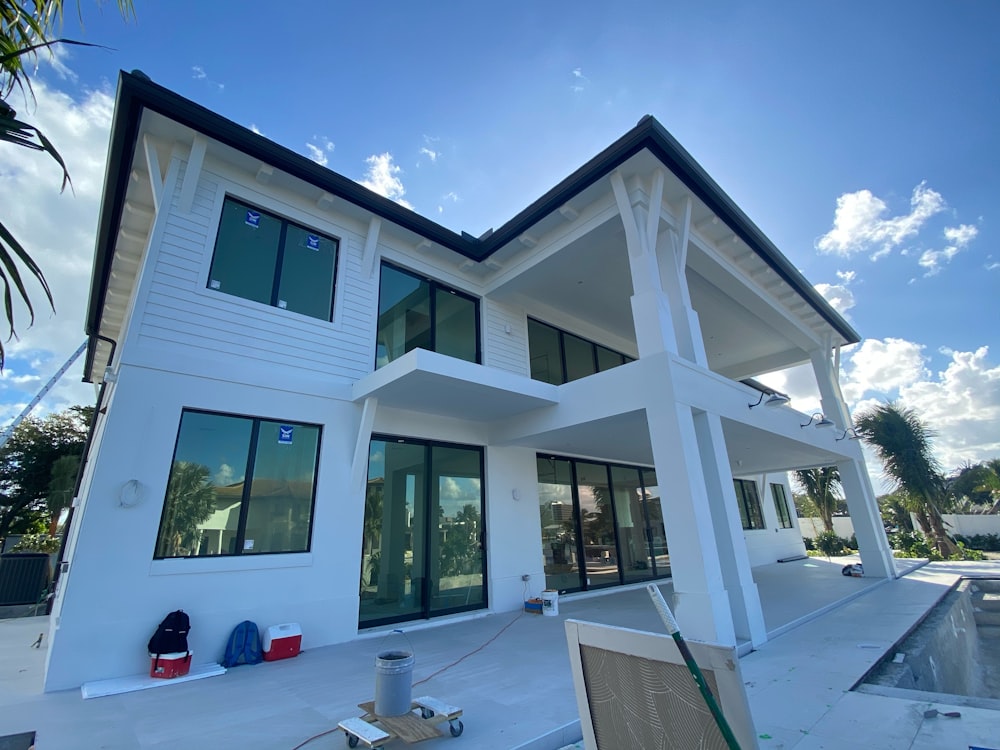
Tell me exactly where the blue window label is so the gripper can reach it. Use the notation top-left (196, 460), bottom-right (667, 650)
top-left (307, 234), bottom-right (320, 251)
top-left (278, 425), bottom-right (294, 444)
top-left (245, 210), bottom-right (261, 228)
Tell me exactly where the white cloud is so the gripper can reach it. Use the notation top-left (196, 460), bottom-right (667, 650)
top-left (840, 338), bottom-right (929, 405)
top-left (305, 136), bottom-right (334, 166)
top-left (359, 153), bottom-right (413, 210)
top-left (816, 182), bottom-right (945, 259)
top-left (763, 339), bottom-right (1000, 478)
top-left (918, 223), bottom-right (978, 277)
top-left (191, 65), bottom-right (224, 91)
top-left (835, 270), bottom-right (856, 284)
top-left (249, 123), bottom-right (264, 136)
top-left (571, 67), bottom-right (589, 93)
top-left (419, 147), bottom-right (439, 162)
top-left (0, 79), bottom-right (115, 417)
top-left (815, 282), bottom-right (855, 318)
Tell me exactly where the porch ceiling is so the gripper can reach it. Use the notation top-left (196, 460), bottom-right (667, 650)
top-left (488, 214), bottom-right (816, 378)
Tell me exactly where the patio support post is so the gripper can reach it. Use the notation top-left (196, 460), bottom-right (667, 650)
top-left (646, 391), bottom-right (738, 646)
top-left (611, 170), bottom-right (707, 366)
top-left (809, 342), bottom-right (852, 428)
top-left (837, 458), bottom-right (897, 579)
top-left (691, 410), bottom-right (768, 646)
top-left (811, 344), bottom-right (896, 578)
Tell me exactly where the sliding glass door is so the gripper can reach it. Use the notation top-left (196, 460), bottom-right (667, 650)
top-left (537, 455), bottom-right (669, 593)
top-left (360, 437), bottom-right (485, 628)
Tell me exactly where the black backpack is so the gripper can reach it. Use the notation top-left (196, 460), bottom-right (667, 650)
top-left (148, 610), bottom-right (190, 667)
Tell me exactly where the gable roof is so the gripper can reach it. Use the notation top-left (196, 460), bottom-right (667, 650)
top-left (85, 70), bottom-right (858, 379)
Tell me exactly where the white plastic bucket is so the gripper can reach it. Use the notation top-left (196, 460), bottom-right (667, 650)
top-left (374, 650), bottom-right (414, 716)
top-left (541, 589), bottom-right (559, 616)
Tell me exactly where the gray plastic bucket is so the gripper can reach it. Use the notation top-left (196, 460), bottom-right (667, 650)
top-left (374, 649), bottom-right (414, 716)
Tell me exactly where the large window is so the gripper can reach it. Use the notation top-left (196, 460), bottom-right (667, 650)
top-left (733, 479), bottom-right (765, 531)
top-left (527, 318), bottom-right (633, 385)
top-left (376, 263), bottom-right (480, 368)
top-left (208, 197), bottom-right (339, 321)
top-left (360, 436), bottom-right (486, 627)
top-left (537, 456), bottom-right (668, 593)
top-left (771, 483), bottom-right (793, 529)
top-left (154, 410), bottom-right (320, 558)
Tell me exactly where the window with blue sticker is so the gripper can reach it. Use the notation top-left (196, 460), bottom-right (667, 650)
top-left (154, 409), bottom-right (322, 559)
top-left (208, 197), bottom-right (339, 321)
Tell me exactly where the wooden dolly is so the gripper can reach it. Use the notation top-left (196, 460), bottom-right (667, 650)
top-left (338, 696), bottom-right (464, 748)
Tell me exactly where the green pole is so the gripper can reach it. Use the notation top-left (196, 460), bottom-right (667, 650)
top-left (647, 584), bottom-right (742, 750)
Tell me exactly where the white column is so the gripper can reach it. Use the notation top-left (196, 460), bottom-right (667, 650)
top-left (691, 410), bottom-right (767, 646)
top-left (809, 344), bottom-right (851, 427)
top-left (611, 170), bottom-right (707, 366)
top-left (837, 458), bottom-right (897, 579)
top-left (646, 386), bottom-right (737, 646)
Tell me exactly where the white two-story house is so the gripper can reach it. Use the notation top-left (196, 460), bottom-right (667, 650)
top-left (44, 70), bottom-right (895, 690)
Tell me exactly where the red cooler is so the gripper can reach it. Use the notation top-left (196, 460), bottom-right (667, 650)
top-left (263, 623), bottom-right (301, 661)
top-left (149, 651), bottom-right (191, 679)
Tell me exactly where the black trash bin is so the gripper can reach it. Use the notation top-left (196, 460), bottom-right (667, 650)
top-left (0, 553), bottom-right (51, 606)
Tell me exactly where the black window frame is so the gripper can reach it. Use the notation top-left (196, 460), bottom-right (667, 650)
top-left (153, 408), bottom-right (322, 560)
top-left (770, 482), bottom-right (793, 529)
top-left (375, 261), bottom-right (481, 369)
top-left (733, 478), bottom-right (766, 531)
top-left (360, 434), bottom-right (488, 628)
top-left (207, 196), bottom-right (340, 321)
top-left (527, 317), bottom-right (633, 385)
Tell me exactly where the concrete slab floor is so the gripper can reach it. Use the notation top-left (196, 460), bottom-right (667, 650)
top-left (0, 558), bottom-right (996, 750)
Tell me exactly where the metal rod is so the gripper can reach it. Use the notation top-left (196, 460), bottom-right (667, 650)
top-left (647, 584), bottom-right (742, 750)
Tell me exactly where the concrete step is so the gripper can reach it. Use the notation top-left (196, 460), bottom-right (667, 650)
top-left (972, 592), bottom-right (1000, 612)
top-left (973, 610), bottom-right (1000, 627)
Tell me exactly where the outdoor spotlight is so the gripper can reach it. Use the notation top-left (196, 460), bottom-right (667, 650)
top-left (800, 413), bottom-right (835, 429)
top-left (748, 391), bottom-right (790, 409)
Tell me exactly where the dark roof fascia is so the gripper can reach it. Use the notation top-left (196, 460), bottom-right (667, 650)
top-left (85, 73), bottom-right (857, 382)
top-left (83, 70), bottom-right (477, 378)
top-left (476, 115), bottom-right (859, 345)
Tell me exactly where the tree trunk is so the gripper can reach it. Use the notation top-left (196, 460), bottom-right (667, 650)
top-left (925, 505), bottom-right (959, 558)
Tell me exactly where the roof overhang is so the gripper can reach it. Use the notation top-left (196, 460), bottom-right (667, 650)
top-left (85, 71), bottom-right (858, 382)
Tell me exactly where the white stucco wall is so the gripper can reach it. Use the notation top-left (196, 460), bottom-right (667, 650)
top-left (736, 474), bottom-right (808, 567)
top-left (45, 366), bottom-right (365, 691)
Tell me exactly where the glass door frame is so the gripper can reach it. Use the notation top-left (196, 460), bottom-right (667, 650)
top-left (360, 435), bottom-right (487, 629)
top-left (537, 453), bottom-right (669, 595)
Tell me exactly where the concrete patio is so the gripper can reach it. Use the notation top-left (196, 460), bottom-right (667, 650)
top-left (1, 557), bottom-right (998, 749)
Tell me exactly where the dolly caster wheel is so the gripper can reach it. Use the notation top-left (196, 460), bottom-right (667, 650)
top-left (449, 719), bottom-right (464, 737)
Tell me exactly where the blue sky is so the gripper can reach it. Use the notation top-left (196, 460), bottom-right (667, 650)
top-left (1, 1), bottom-right (997, 478)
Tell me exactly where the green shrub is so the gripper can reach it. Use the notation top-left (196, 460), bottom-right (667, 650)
top-left (889, 530), bottom-right (940, 560)
top-left (954, 533), bottom-right (1000, 552)
top-left (952, 543), bottom-right (986, 561)
top-left (814, 530), bottom-right (847, 557)
top-left (10, 534), bottom-right (61, 553)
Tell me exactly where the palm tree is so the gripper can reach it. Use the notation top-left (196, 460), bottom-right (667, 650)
top-left (1, 0), bottom-right (134, 366)
top-left (854, 402), bottom-right (959, 557)
top-left (793, 467), bottom-right (841, 532)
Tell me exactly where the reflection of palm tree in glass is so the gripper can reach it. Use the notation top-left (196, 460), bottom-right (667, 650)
top-left (157, 462), bottom-right (217, 557)
top-left (584, 486), bottom-right (615, 567)
top-left (361, 478), bottom-right (383, 589)
top-left (440, 503), bottom-right (480, 577)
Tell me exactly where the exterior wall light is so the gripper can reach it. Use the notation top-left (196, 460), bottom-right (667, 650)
top-left (748, 391), bottom-right (790, 409)
top-left (836, 427), bottom-right (860, 441)
top-left (800, 413), bottom-right (835, 429)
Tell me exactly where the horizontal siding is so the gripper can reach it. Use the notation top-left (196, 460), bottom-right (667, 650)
top-left (134, 164), bottom-right (376, 384)
top-left (483, 299), bottom-right (528, 376)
